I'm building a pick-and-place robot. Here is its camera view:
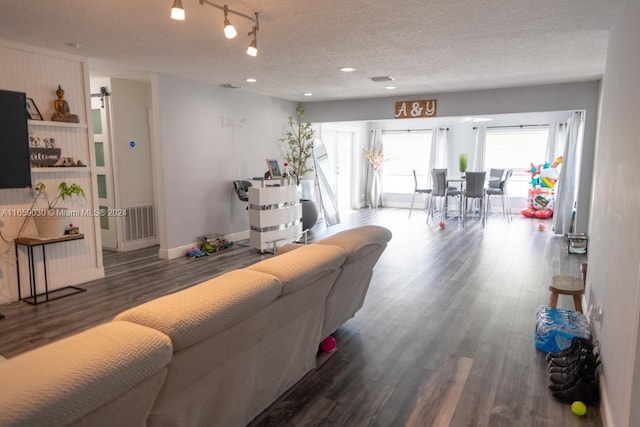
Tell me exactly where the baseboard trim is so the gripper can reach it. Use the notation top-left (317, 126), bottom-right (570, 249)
top-left (599, 374), bottom-right (614, 427)
top-left (50, 267), bottom-right (105, 288)
top-left (159, 230), bottom-right (250, 260)
top-left (119, 238), bottom-right (158, 252)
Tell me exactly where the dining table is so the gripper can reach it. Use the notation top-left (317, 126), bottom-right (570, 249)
top-left (445, 176), bottom-right (465, 223)
top-left (445, 175), bottom-right (500, 223)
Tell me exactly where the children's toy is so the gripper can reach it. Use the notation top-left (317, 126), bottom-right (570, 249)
top-left (187, 247), bottom-right (208, 258)
top-left (197, 234), bottom-right (235, 254)
top-left (201, 240), bottom-right (216, 253)
top-left (571, 401), bottom-right (587, 416)
top-left (320, 336), bottom-right (337, 353)
top-left (522, 157), bottom-right (562, 219)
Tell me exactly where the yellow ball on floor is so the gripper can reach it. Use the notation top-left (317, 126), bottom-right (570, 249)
top-left (571, 401), bottom-right (587, 416)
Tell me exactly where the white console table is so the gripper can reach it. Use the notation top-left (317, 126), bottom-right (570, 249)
top-left (249, 182), bottom-right (302, 253)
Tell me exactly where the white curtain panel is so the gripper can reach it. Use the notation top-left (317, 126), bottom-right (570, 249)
top-left (553, 111), bottom-right (585, 235)
top-left (428, 128), bottom-right (448, 186)
top-left (472, 126), bottom-right (487, 171)
top-left (365, 129), bottom-right (383, 208)
top-left (545, 122), bottom-right (567, 163)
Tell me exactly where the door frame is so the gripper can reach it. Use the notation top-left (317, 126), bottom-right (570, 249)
top-left (318, 123), bottom-right (358, 210)
top-left (91, 92), bottom-right (120, 250)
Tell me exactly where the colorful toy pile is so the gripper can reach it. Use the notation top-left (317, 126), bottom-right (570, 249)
top-left (521, 156), bottom-right (562, 219)
top-left (186, 236), bottom-right (235, 259)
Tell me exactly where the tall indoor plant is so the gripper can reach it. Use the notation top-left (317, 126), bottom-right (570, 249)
top-left (280, 103), bottom-right (315, 184)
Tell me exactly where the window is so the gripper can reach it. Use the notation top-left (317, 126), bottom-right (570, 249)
top-left (380, 130), bottom-right (432, 194)
top-left (485, 127), bottom-right (549, 198)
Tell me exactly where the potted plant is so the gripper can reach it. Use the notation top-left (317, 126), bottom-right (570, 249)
top-left (32, 181), bottom-right (85, 237)
top-left (280, 103), bottom-right (315, 185)
top-left (459, 153), bottom-right (468, 174)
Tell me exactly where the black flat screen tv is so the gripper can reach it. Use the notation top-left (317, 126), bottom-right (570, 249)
top-left (0, 89), bottom-right (32, 189)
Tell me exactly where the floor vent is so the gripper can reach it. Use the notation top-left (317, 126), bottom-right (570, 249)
top-left (124, 205), bottom-right (155, 242)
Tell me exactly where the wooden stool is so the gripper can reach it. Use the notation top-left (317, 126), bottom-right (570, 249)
top-left (549, 275), bottom-right (585, 313)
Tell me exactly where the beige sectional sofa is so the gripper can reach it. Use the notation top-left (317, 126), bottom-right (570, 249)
top-left (0, 321), bottom-right (173, 427)
top-left (0, 225), bottom-right (391, 427)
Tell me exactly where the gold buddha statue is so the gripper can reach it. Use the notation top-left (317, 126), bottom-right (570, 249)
top-left (51, 85), bottom-right (79, 123)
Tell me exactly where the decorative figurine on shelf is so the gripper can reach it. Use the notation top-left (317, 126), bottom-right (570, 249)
top-left (51, 85), bottom-right (79, 123)
top-left (65, 223), bottom-right (80, 235)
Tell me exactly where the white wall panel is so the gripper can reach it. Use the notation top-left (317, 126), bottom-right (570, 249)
top-left (0, 41), bottom-right (103, 305)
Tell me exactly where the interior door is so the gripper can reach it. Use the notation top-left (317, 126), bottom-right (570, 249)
top-left (320, 126), bottom-right (354, 210)
top-left (91, 96), bottom-right (117, 249)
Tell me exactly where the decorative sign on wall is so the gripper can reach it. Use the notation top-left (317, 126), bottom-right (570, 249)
top-left (394, 99), bottom-right (437, 119)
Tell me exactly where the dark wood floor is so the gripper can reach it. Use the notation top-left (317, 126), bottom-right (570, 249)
top-left (0, 208), bottom-right (599, 426)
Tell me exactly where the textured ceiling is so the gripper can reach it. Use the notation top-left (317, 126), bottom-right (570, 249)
top-left (0, 0), bottom-right (622, 102)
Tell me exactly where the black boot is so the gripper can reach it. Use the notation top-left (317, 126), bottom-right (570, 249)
top-left (549, 373), bottom-right (597, 392)
top-left (549, 372), bottom-right (596, 391)
top-left (549, 348), bottom-right (596, 368)
top-left (551, 377), bottom-right (600, 406)
top-left (546, 337), bottom-right (593, 361)
top-left (549, 354), bottom-right (600, 374)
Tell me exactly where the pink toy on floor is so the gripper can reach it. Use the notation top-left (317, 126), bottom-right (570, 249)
top-left (321, 336), bottom-right (337, 353)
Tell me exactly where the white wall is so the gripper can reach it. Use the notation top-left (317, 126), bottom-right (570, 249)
top-left (153, 74), bottom-right (295, 255)
top-left (110, 79), bottom-right (154, 208)
top-left (303, 82), bottom-right (601, 232)
top-left (588, 1), bottom-right (640, 425)
top-left (0, 41), bottom-right (103, 304)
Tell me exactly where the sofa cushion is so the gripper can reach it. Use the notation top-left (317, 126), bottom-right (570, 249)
top-left (314, 225), bottom-right (392, 263)
top-left (0, 321), bottom-right (172, 426)
top-left (115, 269), bottom-right (281, 351)
top-left (247, 244), bottom-right (346, 295)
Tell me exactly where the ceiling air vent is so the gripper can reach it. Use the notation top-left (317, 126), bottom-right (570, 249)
top-left (219, 83), bottom-right (241, 89)
top-left (369, 76), bottom-right (395, 82)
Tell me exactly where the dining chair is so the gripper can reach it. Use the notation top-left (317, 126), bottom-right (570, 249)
top-left (487, 168), bottom-right (506, 191)
top-left (409, 170), bottom-right (432, 218)
top-left (233, 180), bottom-right (252, 209)
top-left (485, 168), bottom-right (513, 222)
top-left (429, 169), bottom-right (460, 223)
top-left (463, 171), bottom-right (487, 227)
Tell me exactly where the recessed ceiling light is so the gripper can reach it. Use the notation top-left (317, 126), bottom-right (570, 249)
top-left (245, 78), bottom-right (257, 83)
top-left (384, 86), bottom-right (397, 90)
top-left (65, 42), bottom-right (81, 49)
top-left (339, 67), bottom-right (356, 72)
top-left (303, 92), bottom-right (313, 97)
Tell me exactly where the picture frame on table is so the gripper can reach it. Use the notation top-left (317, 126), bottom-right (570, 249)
top-left (265, 158), bottom-right (282, 178)
top-left (26, 98), bottom-right (43, 121)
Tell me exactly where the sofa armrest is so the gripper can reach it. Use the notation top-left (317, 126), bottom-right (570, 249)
top-left (0, 321), bottom-right (172, 426)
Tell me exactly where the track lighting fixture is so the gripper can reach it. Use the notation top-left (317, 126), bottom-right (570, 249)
top-left (171, 0), bottom-right (260, 56)
top-left (223, 5), bottom-right (237, 39)
top-left (170, 0), bottom-right (185, 20)
top-left (246, 26), bottom-right (257, 57)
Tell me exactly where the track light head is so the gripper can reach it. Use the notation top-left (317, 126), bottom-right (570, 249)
top-left (247, 37), bottom-right (257, 57)
top-left (223, 5), bottom-right (237, 39)
top-left (170, 0), bottom-right (185, 20)
top-left (224, 19), bottom-right (237, 38)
